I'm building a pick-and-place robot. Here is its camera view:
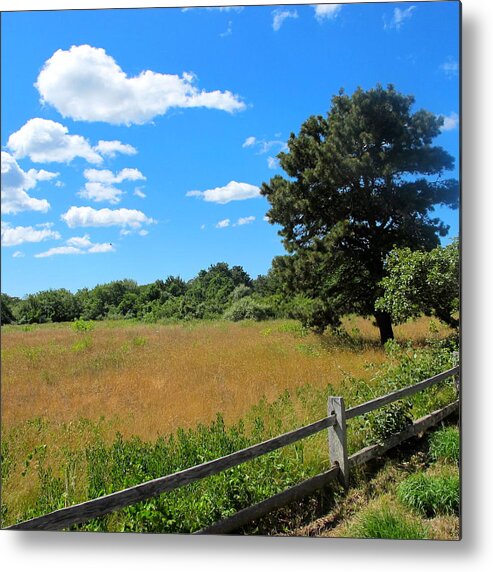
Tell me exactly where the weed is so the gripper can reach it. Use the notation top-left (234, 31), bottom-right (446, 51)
top-left (429, 426), bottom-right (459, 463)
top-left (71, 336), bottom-right (92, 353)
top-left (132, 335), bottom-right (147, 347)
top-left (351, 505), bottom-right (429, 539)
top-left (397, 473), bottom-right (459, 517)
top-left (71, 319), bottom-right (95, 333)
top-left (364, 400), bottom-right (413, 443)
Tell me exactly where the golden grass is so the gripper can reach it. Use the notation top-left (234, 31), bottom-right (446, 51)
top-left (2, 316), bottom-right (451, 442)
top-left (2, 320), bottom-right (375, 439)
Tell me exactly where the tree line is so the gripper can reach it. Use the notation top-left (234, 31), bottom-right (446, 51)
top-left (1, 239), bottom-right (458, 333)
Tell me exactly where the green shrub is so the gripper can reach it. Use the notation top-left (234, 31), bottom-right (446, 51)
top-left (397, 473), bottom-right (460, 516)
top-left (71, 319), bottom-right (95, 333)
top-left (429, 427), bottom-right (460, 463)
top-left (364, 400), bottom-right (413, 443)
top-left (352, 506), bottom-right (429, 539)
top-left (224, 297), bottom-right (274, 322)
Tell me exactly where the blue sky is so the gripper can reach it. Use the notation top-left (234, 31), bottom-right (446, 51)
top-left (1, 2), bottom-right (460, 298)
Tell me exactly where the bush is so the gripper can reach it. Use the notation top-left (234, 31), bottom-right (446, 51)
top-left (223, 297), bottom-right (274, 322)
top-left (71, 319), bottom-right (95, 333)
top-left (352, 506), bottom-right (429, 539)
top-left (364, 400), bottom-right (413, 443)
top-left (429, 426), bottom-right (460, 463)
top-left (397, 473), bottom-right (460, 517)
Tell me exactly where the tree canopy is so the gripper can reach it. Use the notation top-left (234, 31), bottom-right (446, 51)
top-left (376, 240), bottom-right (459, 329)
top-left (261, 84), bottom-right (459, 343)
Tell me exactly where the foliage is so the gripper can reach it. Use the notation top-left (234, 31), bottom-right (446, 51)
top-left (376, 240), bottom-right (459, 328)
top-left (71, 319), bottom-right (95, 333)
top-left (1, 293), bottom-right (18, 325)
top-left (15, 414), bottom-right (315, 533)
top-left (429, 426), bottom-right (460, 464)
top-left (351, 505), bottom-right (429, 539)
top-left (223, 296), bottom-right (275, 322)
top-left (16, 289), bottom-right (81, 324)
top-left (342, 336), bottom-right (458, 451)
top-left (364, 400), bottom-right (413, 443)
top-left (397, 473), bottom-right (460, 517)
top-left (261, 84), bottom-right (459, 343)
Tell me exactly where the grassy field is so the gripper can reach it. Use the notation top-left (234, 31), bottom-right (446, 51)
top-left (1, 316), bottom-right (456, 532)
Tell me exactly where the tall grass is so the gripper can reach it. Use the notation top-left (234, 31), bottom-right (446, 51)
top-left (1, 317), bottom-right (456, 532)
top-left (351, 505), bottom-right (430, 540)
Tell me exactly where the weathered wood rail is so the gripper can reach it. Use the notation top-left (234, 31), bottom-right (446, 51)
top-left (6, 366), bottom-right (459, 532)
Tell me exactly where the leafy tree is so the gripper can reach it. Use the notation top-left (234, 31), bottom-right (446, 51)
top-left (76, 279), bottom-right (139, 319)
top-left (261, 84), bottom-right (459, 343)
top-left (17, 289), bottom-right (80, 323)
top-left (223, 296), bottom-right (275, 322)
top-left (185, 262), bottom-right (252, 318)
top-left (375, 239), bottom-right (459, 328)
top-left (1, 293), bottom-right (17, 324)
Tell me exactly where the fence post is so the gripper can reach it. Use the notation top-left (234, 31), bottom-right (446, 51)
top-left (452, 351), bottom-right (460, 395)
top-left (328, 396), bottom-right (349, 487)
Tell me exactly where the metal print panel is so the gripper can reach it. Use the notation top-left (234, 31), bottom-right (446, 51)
top-left (1, 1), bottom-right (460, 539)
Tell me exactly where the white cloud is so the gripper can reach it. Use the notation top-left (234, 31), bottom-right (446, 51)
top-left (242, 136), bottom-right (257, 148)
top-left (1, 152), bottom-right (52, 214)
top-left (83, 168), bottom-right (146, 184)
top-left (440, 112), bottom-right (459, 131)
top-left (55, 180), bottom-right (65, 188)
top-left (88, 243), bottom-right (115, 253)
top-left (94, 140), bottom-right (137, 158)
top-left (263, 215), bottom-right (270, 222)
top-left (216, 218), bottom-right (231, 229)
top-left (272, 9), bottom-right (298, 32)
top-left (12, 250), bottom-right (25, 258)
top-left (440, 58), bottom-right (458, 77)
top-left (384, 6), bottom-right (415, 30)
top-left (35, 246), bottom-right (83, 258)
top-left (61, 206), bottom-right (155, 229)
top-left (35, 233), bottom-right (115, 257)
top-left (134, 187), bottom-right (146, 199)
top-left (1, 221), bottom-right (61, 247)
top-left (79, 182), bottom-right (123, 204)
top-left (200, 224), bottom-right (206, 230)
top-left (314, 5), bottom-right (342, 22)
top-left (32, 169), bottom-right (59, 182)
top-left (243, 136), bottom-right (287, 155)
top-left (7, 118), bottom-right (102, 164)
top-left (186, 180), bottom-right (261, 204)
top-left (66, 234), bottom-right (93, 248)
top-left (138, 229), bottom-right (149, 237)
top-left (267, 156), bottom-right (280, 169)
top-left (35, 44), bottom-right (245, 125)
top-left (80, 168), bottom-right (146, 204)
top-left (220, 20), bottom-right (233, 37)
top-left (235, 216), bottom-right (255, 226)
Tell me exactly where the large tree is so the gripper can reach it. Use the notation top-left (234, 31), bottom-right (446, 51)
top-left (261, 85), bottom-right (459, 343)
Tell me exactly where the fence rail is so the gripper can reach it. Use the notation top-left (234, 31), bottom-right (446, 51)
top-left (6, 365), bottom-right (459, 532)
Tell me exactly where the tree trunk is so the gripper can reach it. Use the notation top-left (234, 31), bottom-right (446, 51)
top-left (374, 310), bottom-right (394, 345)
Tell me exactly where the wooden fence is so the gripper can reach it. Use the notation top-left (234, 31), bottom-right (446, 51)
top-left (6, 366), bottom-right (459, 533)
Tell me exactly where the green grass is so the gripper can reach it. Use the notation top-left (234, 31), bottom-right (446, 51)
top-left (397, 472), bottom-right (460, 517)
top-left (351, 505), bottom-right (430, 539)
top-left (429, 426), bottom-right (460, 463)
